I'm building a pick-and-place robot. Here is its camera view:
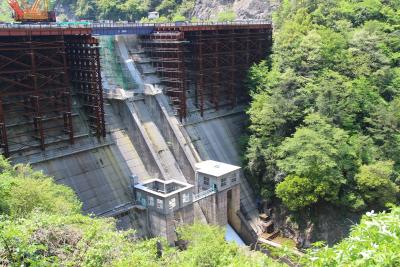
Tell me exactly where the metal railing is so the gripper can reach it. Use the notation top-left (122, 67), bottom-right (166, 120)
top-left (0, 20), bottom-right (272, 30)
top-left (193, 187), bottom-right (216, 202)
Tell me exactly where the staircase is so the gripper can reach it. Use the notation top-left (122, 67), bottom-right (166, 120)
top-left (193, 187), bottom-right (216, 202)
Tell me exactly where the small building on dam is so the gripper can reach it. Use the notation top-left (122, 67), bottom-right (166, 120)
top-left (133, 160), bottom-right (242, 244)
top-left (0, 21), bottom-right (273, 245)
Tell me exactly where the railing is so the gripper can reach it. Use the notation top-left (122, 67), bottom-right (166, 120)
top-left (193, 187), bottom-right (216, 202)
top-left (97, 202), bottom-right (137, 217)
top-left (0, 20), bottom-right (272, 30)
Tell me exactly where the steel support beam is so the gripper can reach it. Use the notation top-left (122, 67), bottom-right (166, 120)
top-left (140, 26), bottom-right (272, 120)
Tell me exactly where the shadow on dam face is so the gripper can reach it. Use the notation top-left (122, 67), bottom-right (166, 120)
top-left (139, 23), bottom-right (273, 121)
top-left (0, 22), bottom-right (272, 244)
top-left (0, 30), bottom-right (106, 158)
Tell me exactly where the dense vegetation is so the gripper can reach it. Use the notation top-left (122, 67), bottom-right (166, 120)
top-left (1, 157), bottom-right (399, 266)
top-left (303, 206), bottom-right (400, 266)
top-left (0, 157), bottom-right (280, 266)
top-left (245, 0), bottom-right (400, 213)
top-left (69, 0), bottom-right (197, 21)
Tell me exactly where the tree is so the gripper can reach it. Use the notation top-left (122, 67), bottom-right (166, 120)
top-left (156, 0), bottom-right (176, 15)
top-left (355, 161), bottom-right (399, 208)
top-left (368, 98), bottom-right (400, 167)
top-left (0, 157), bottom-right (283, 266)
top-left (276, 175), bottom-right (319, 210)
top-left (170, 222), bottom-right (283, 267)
top-left (0, 2), bottom-right (13, 22)
top-left (172, 14), bottom-right (186, 22)
top-left (303, 207), bottom-right (400, 266)
top-left (75, 0), bottom-right (98, 19)
top-left (275, 114), bottom-right (359, 210)
top-left (118, 0), bottom-right (149, 21)
top-left (0, 158), bottom-right (81, 218)
top-left (245, 0), bottom-right (400, 213)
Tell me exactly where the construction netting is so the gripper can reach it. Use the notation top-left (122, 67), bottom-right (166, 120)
top-left (99, 36), bottom-right (136, 91)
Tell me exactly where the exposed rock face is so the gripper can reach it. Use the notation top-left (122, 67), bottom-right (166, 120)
top-left (190, 0), bottom-right (280, 20)
top-left (269, 201), bottom-right (363, 248)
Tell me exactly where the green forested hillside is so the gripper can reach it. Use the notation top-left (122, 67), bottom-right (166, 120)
top-left (245, 0), bottom-right (400, 213)
top-left (1, 0), bottom-right (198, 22)
top-left (70, 0), bottom-right (196, 21)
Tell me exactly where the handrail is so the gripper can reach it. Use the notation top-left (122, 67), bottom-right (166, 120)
top-left (193, 187), bottom-right (216, 202)
top-left (0, 20), bottom-right (272, 30)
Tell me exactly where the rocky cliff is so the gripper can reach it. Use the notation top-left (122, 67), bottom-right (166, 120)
top-left (190, 0), bottom-right (279, 20)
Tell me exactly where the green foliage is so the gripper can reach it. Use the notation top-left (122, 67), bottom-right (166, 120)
top-left (172, 222), bottom-right (283, 267)
top-left (355, 161), bottom-right (399, 207)
top-left (156, 0), bottom-right (176, 14)
top-left (276, 175), bottom-right (319, 210)
top-left (3, 0), bottom-right (203, 23)
top-left (69, 0), bottom-right (195, 21)
top-left (367, 98), bottom-right (400, 167)
top-left (57, 13), bottom-right (68, 22)
top-left (0, 212), bottom-right (167, 266)
top-left (172, 14), bottom-right (186, 22)
top-left (303, 206), bottom-right (400, 266)
top-left (245, 0), bottom-right (400, 212)
top-left (275, 114), bottom-right (362, 210)
top-left (217, 10), bottom-right (236, 22)
top-left (74, 0), bottom-right (98, 19)
top-left (0, 158), bottom-right (81, 217)
top-left (0, 157), bottom-right (282, 266)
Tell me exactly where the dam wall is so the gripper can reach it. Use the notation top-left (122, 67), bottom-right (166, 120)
top-left (0, 23), bottom-right (272, 243)
top-left (143, 93), bottom-right (199, 183)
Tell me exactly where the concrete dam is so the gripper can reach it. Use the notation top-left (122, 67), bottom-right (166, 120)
top-left (0, 22), bottom-right (273, 244)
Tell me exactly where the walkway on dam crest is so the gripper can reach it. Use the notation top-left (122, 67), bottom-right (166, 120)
top-left (0, 21), bottom-right (272, 36)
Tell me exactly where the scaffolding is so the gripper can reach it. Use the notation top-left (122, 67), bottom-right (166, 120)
top-left (140, 25), bottom-right (272, 120)
top-left (187, 28), bottom-right (272, 116)
top-left (65, 35), bottom-right (106, 139)
top-left (0, 31), bottom-right (107, 157)
top-left (0, 35), bottom-right (74, 157)
top-left (141, 31), bottom-right (188, 121)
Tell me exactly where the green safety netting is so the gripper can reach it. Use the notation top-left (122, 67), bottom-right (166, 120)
top-left (99, 36), bottom-right (136, 91)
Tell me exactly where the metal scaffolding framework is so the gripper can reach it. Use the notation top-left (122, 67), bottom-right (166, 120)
top-left (0, 29), bottom-right (105, 157)
top-left (65, 35), bottom-right (106, 139)
top-left (141, 25), bottom-right (272, 120)
top-left (0, 35), bottom-right (73, 157)
top-left (141, 31), bottom-right (188, 121)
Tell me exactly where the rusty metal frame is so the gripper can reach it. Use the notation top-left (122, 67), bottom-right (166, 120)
top-left (65, 35), bottom-right (106, 139)
top-left (0, 34), bottom-right (74, 157)
top-left (187, 27), bottom-right (272, 115)
top-left (141, 25), bottom-right (272, 120)
top-left (141, 31), bottom-right (188, 121)
top-left (0, 27), bottom-right (106, 157)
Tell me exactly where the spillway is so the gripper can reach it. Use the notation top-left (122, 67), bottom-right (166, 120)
top-left (0, 22), bottom-right (273, 243)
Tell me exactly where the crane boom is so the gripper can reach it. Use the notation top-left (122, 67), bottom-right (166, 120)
top-left (7, 0), bottom-right (24, 18)
top-left (32, 0), bottom-right (47, 11)
top-left (7, 0), bottom-right (55, 23)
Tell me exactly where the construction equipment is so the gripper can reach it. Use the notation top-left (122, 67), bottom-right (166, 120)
top-left (7, 0), bottom-right (56, 23)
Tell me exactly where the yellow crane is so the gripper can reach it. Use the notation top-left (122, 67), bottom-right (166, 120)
top-left (7, 0), bottom-right (56, 23)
